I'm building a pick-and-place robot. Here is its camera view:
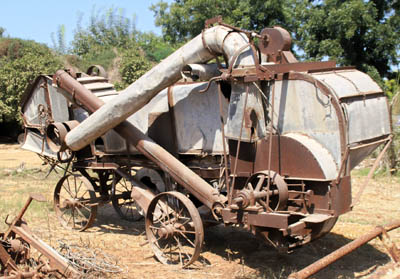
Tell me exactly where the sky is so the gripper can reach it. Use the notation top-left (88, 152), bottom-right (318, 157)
top-left (0, 1), bottom-right (171, 48)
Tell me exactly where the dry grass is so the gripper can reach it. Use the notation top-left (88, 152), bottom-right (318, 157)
top-left (0, 144), bottom-right (399, 278)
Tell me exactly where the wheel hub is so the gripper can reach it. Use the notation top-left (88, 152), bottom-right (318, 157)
top-left (62, 198), bottom-right (82, 209)
top-left (158, 225), bottom-right (176, 239)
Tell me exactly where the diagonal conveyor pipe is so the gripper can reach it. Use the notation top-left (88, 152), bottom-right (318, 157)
top-left (59, 25), bottom-right (255, 210)
top-left (55, 70), bottom-right (223, 209)
top-left (65, 25), bottom-right (254, 150)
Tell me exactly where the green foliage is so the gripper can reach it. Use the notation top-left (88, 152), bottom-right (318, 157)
top-left (0, 27), bottom-right (4, 38)
top-left (291, 0), bottom-right (400, 79)
top-left (152, 0), bottom-right (399, 81)
top-left (0, 38), bottom-right (62, 124)
top-left (70, 46), bottom-right (117, 73)
top-left (150, 0), bottom-right (289, 43)
top-left (72, 7), bottom-right (137, 56)
top-left (115, 47), bottom-right (152, 90)
top-left (51, 24), bottom-right (67, 54)
top-left (67, 6), bottom-right (172, 86)
top-left (68, 6), bottom-right (142, 75)
top-left (137, 32), bottom-right (177, 62)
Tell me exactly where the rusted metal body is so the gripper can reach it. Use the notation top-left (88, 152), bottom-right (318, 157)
top-left (20, 18), bottom-right (391, 267)
top-left (288, 220), bottom-right (400, 279)
top-left (0, 194), bottom-right (80, 278)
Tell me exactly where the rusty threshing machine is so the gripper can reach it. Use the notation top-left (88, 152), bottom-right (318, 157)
top-left (19, 18), bottom-right (391, 267)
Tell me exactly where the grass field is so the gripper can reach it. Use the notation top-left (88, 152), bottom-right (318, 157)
top-left (0, 144), bottom-right (399, 278)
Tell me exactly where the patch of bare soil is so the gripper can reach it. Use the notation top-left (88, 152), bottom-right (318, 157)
top-left (0, 144), bottom-right (399, 279)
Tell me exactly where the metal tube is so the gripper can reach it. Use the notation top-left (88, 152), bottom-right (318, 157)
top-left (64, 25), bottom-right (254, 151)
top-left (288, 220), bottom-right (400, 279)
top-left (181, 63), bottom-right (221, 80)
top-left (54, 71), bottom-right (225, 209)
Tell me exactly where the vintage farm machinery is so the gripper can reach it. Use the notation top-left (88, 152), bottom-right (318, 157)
top-left (20, 18), bottom-right (391, 267)
top-left (0, 194), bottom-right (80, 278)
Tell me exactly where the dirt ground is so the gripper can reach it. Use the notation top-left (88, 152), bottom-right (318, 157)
top-left (0, 143), bottom-right (399, 279)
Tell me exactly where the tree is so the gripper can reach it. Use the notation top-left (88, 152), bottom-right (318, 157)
top-left (69, 7), bottom-right (141, 73)
top-left (291, 0), bottom-right (400, 79)
top-left (0, 38), bottom-right (62, 126)
top-left (51, 24), bottom-right (67, 54)
top-left (115, 46), bottom-right (152, 90)
top-left (72, 7), bottom-right (138, 56)
top-left (137, 32), bottom-right (176, 62)
top-left (151, 0), bottom-right (399, 80)
top-left (0, 27), bottom-right (4, 38)
top-left (150, 0), bottom-right (289, 43)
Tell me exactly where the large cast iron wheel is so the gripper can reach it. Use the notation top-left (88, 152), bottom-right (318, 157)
top-left (145, 191), bottom-right (204, 267)
top-left (54, 174), bottom-right (97, 231)
top-left (111, 175), bottom-right (144, 221)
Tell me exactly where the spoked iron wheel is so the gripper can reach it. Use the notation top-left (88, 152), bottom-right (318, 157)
top-left (111, 174), bottom-right (143, 221)
top-left (145, 191), bottom-right (203, 267)
top-left (54, 174), bottom-right (97, 231)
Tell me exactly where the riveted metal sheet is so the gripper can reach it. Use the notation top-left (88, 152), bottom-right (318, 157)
top-left (21, 129), bottom-right (56, 158)
top-left (47, 81), bottom-right (69, 123)
top-left (284, 133), bottom-right (338, 180)
top-left (169, 82), bottom-right (229, 154)
top-left (343, 96), bottom-right (391, 144)
top-left (311, 69), bottom-right (382, 98)
top-left (226, 82), bottom-right (267, 142)
top-left (273, 79), bottom-right (342, 165)
top-left (22, 78), bottom-right (50, 126)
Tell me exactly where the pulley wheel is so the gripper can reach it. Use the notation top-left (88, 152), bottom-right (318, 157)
top-left (245, 170), bottom-right (288, 211)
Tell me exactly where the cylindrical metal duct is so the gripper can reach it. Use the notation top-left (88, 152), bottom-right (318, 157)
top-left (181, 63), bottom-right (221, 81)
top-left (64, 25), bottom-right (254, 151)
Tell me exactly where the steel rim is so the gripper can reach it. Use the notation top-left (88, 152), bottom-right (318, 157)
top-left (145, 191), bottom-right (203, 267)
top-left (53, 174), bottom-right (97, 231)
top-left (111, 175), bottom-right (144, 221)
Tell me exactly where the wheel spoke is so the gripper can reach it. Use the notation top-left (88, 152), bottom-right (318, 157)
top-left (61, 184), bottom-right (74, 198)
top-left (255, 174), bottom-right (265, 192)
top-left (177, 231), bottom-right (196, 248)
top-left (175, 229), bottom-right (196, 234)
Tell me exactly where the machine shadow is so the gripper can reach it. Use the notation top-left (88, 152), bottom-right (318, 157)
top-left (202, 225), bottom-right (390, 279)
top-left (90, 204), bottom-right (145, 236)
top-left (89, 208), bottom-right (390, 278)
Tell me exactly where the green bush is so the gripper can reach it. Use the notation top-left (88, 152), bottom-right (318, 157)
top-left (0, 38), bottom-right (62, 124)
top-left (115, 46), bottom-right (152, 90)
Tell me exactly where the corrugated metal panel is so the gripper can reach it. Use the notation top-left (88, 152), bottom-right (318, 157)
top-left (77, 77), bottom-right (108, 83)
top-left (83, 82), bottom-right (114, 91)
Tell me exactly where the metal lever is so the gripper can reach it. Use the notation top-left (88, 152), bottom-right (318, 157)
top-left (3, 193), bottom-right (46, 240)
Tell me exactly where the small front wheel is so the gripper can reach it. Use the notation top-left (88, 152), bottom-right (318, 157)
top-left (145, 191), bottom-right (204, 267)
top-left (54, 174), bottom-right (97, 231)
